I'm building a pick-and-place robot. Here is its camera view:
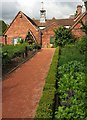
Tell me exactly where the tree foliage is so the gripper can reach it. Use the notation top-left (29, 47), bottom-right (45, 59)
top-left (54, 26), bottom-right (74, 47)
top-left (84, 1), bottom-right (87, 10)
top-left (0, 20), bottom-right (7, 36)
top-left (81, 21), bottom-right (87, 35)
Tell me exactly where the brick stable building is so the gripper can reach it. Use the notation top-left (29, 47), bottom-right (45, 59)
top-left (1, 4), bottom-right (87, 47)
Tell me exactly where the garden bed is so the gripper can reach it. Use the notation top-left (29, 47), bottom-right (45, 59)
top-left (2, 50), bottom-right (37, 78)
top-left (2, 43), bottom-right (41, 78)
top-left (55, 37), bottom-right (87, 119)
top-left (34, 37), bottom-right (87, 119)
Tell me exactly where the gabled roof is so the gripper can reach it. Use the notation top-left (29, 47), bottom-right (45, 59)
top-left (33, 18), bottom-right (74, 27)
top-left (70, 11), bottom-right (87, 30)
top-left (40, 22), bottom-right (59, 33)
top-left (22, 12), bottom-right (38, 28)
top-left (4, 11), bottom-right (39, 34)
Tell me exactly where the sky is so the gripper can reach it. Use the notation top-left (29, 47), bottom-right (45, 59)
top-left (0, 0), bottom-right (86, 24)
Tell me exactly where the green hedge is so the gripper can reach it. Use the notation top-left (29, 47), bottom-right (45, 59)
top-left (2, 42), bottom-right (41, 67)
top-left (58, 44), bottom-right (85, 66)
top-left (55, 61), bottom-right (86, 120)
top-left (35, 48), bottom-right (59, 119)
top-left (76, 36), bottom-right (87, 55)
top-left (2, 43), bottom-right (29, 66)
top-left (55, 41), bottom-right (87, 119)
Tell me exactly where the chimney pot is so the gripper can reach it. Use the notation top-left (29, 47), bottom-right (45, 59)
top-left (76, 5), bottom-right (82, 15)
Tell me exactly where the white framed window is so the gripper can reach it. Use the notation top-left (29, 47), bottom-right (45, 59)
top-left (12, 37), bottom-right (22, 45)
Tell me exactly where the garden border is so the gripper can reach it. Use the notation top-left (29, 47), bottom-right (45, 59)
top-left (3, 49), bottom-right (40, 80)
top-left (34, 47), bottom-right (59, 119)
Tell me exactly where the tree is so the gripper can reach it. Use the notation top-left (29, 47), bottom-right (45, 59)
top-left (81, 21), bottom-right (87, 35)
top-left (84, 1), bottom-right (87, 10)
top-left (54, 26), bottom-right (73, 47)
top-left (0, 20), bottom-right (7, 36)
top-left (82, 0), bottom-right (87, 10)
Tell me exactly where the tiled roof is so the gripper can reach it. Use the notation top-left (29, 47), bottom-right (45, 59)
top-left (33, 18), bottom-right (74, 27)
top-left (41, 22), bottom-right (59, 32)
top-left (22, 12), bottom-right (38, 28)
top-left (4, 11), bottom-right (39, 34)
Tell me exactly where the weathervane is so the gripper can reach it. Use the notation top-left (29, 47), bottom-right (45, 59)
top-left (41, 1), bottom-right (44, 10)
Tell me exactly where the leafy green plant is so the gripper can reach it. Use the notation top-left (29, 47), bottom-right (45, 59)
top-left (32, 43), bottom-right (41, 50)
top-left (76, 37), bottom-right (87, 54)
top-left (2, 43), bottom-right (28, 67)
top-left (80, 21), bottom-right (87, 35)
top-left (58, 44), bottom-right (85, 66)
top-left (55, 61), bottom-right (86, 119)
top-left (2, 42), bottom-right (41, 69)
top-left (0, 20), bottom-right (7, 36)
top-left (55, 40), bottom-right (87, 119)
top-left (54, 26), bottom-right (74, 47)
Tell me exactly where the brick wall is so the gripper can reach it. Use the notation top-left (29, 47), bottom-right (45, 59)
top-left (72, 29), bottom-right (85, 38)
top-left (5, 12), bottom-right (40, 44)
top-left (42, 23), bottom-right (59, 47)
top-left (0, 36), bottom-right (5, 44)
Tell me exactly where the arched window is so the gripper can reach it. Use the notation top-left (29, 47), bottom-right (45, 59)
top-left (25, 30), bottom-right (36, 44)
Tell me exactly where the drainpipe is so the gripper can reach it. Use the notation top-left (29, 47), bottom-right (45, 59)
top-left (4, 35), bottom-right (7, 45)
top-left (39, 30), bottom-right (43, 47)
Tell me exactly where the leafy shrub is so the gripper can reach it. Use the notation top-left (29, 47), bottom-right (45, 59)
top-left (55, 61), bottom-right (86, 120)
top-left (32, 43), bottom-right (41, 50)
top-left (54, 26), bottom-right (74, 47)
top-left (2, 43), bottom-right (29, 67)
top-left (27, 44), bottom-right (33, 51)
top-left (2, 42), bottom-right (41, 69)
top-left (55, 43), bottom-right (87, 119)
top-left (26, 43), bottom-right (41, 51)
top-left (35, 48), bottom-right (59, 119)
top-left (58, 61), bottom-right (85, 77)
top-left (80, 21), bottom-right (87, 35)
top-left (76, 36), bottom-right (87, 54)
top-left (0, 20), bottom-right (7, 36)
top-left (59, 44), bottom-right (85, 66)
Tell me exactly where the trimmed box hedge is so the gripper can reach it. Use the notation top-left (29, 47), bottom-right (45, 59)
top-left (34, 48), bottom-right (59, 119)
top-left (55, 41), bottom-right (87, 119)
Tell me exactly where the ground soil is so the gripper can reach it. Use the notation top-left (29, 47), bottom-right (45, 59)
top-left (2, 48), bottom-right (55, 118)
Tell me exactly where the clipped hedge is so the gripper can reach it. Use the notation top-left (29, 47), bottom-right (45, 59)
top-left (55, 61), bottom-right (86, 120)
top-left (55, 42), bottom-right (87, 119)
top-left (35, 48), bottom-right (59, 119)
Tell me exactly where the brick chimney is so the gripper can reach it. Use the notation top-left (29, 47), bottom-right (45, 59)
top-left (76, 5), bottom-right (82, 15)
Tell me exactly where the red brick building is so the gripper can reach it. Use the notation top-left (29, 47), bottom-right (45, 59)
top-left (1, 4), bottom-right (87, 47)
top-left (3, 11), bottom-right (41, 45)
top-left (71, 9), bottom-right (87, 37)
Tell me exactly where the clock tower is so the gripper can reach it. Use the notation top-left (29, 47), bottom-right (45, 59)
top-left (40, 2), bottom-right (46, 23)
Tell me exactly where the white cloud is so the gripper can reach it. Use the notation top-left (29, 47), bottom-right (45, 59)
top-left (1, 0), bottom-right (84, 24)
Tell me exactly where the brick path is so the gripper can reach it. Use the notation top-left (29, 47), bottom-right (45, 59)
top-left (2, 48), bottom-right (55, 118)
